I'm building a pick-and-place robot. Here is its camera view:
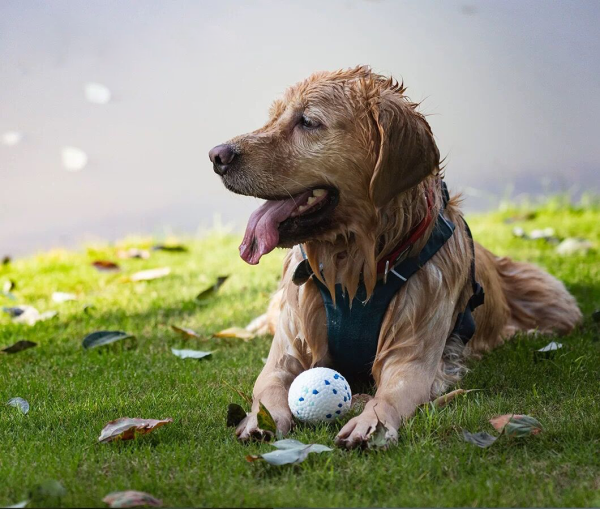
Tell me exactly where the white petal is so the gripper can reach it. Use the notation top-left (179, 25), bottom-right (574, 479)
top-left (2, 131), bottom-right (23, 146)
top-left (84, 82), bottom-right (111, 104)
top-left (61, 147), bottom-right (88, 171)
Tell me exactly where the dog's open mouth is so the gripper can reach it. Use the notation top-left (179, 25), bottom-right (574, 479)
top-left (240, 187), bottom-right (339, 264)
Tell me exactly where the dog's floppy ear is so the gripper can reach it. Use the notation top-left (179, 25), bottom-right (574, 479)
top-left (369, 91), bottom-right (440, 208)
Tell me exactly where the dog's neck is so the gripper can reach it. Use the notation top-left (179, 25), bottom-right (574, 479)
top-left (303, 176), bottom-right (442, 301)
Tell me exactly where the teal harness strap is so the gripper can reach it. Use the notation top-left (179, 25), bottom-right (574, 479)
top-left (302, 210), bottom-right (456, 379)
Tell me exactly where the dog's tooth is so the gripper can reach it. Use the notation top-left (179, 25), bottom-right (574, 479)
top-left (307, 196), bottom-right (316, 205)
top-left (313, 189), bottom-right (325, 197)
top-left (298, 205), bottom-right (307, 212)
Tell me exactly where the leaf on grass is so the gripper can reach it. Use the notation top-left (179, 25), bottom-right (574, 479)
top-left (82, 331), bottom-right (136, 350)
top-left (171, 348), bottom-right (211, 360)
top-left (257, 402), bottom-right (277, 434)
top-left (171, 325), bottom-right (201, 339)
top-left (430, 389), bottom-right (479, 408)
top-left (462, 430), bottom-right (497, 448)
top-left (127, 267), bottom-right (171, 282)
top-left (247, 439), bottom-right (332, 466)
top-left (152, 244), bottom-right (188, 253)
top-left (535, 341), bottom-right (563, 356)
top-left (30, 480), bottom-right (66, 503)
top-left (213, 327), bottom-right (254, 341)
top-left (52, 292), bottom-right (77, 303)
top-left (3, 279), bottom-right (15, 293)
top-left (99, 417), bottom-right (173, 443)
top-left (103, 490), bottom-right (162, 508)
top-left (489, 414), bottom-right (543, 437)
top-left (92, 260), bottom-right (121, 272)
top-left (5, 500), bottom-right (28, 508)
top-left (1, 340), bottom-right (37, 354)
top-left (7, 397), bottom-right (29, 414)
top-left (196, 276), bottom-right (229, 301)
top-left (350, 393), bottom-right (373, 413)
top-left (227, 403), bottom-right (247, 427)
top-left (3, 306), bottom-right (57, 326)
top-left (117, 248), bottom-right (150, 260)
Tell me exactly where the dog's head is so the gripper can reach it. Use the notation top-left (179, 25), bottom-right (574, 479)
top-left (209, 66), bottom-right (440, 265)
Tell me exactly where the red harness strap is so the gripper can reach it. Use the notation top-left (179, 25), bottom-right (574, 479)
top-left (375, 185), bottom-right (436, 275)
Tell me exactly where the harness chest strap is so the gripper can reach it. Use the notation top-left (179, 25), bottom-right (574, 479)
top-left (292, 181), bottom-right (484, 379)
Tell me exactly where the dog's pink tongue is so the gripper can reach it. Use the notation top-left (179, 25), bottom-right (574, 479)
top-left (240, 197), bottom-right (300, 264)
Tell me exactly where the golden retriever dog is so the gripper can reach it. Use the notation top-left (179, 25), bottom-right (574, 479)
top-left (209, 66), bottom-right (581, 449)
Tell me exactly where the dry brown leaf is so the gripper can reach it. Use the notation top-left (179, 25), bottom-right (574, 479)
top-left (98, 417), bottom-right (173, 443)
top-left (171, 325), bottom-right (201, 339)
top-left (127, 267), bottom-right (171, 282)
top-left (213, 327), bottom-right (255, 341)
top-left (489, 414), bottom-right (543, 437)
top-left (103, 490), bottom-right (162, 508)
top-left (92, 260), bottom-right (120, 272)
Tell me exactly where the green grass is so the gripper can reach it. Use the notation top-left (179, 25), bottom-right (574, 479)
top-left (1, 200), bottom-right (599, 508)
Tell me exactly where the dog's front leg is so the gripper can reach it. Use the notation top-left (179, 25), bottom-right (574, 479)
top-left (236, 334), bottom-right (304, 442)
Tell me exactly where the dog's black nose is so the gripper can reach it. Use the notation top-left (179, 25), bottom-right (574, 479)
top-left (209, 144), bottom-right (237, 176)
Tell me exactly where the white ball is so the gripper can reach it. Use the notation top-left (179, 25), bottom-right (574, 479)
top-left (288, 367), bottom-right (352, 423)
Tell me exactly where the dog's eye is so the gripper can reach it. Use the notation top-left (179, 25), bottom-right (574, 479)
top-left (300, 115), bottom-right (321, 130)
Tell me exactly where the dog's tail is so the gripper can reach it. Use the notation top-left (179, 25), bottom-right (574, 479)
top-left (495, 255), bottom-right (582, 335)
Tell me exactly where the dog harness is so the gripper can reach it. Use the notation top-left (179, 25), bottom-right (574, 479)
top-left (293, 181), bottom-right (484, 379)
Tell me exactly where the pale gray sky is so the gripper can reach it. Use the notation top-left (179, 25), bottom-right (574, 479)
top-left (1, 0), bottom-right (599, 255)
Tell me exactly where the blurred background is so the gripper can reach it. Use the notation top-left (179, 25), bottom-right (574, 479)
top-left (1, 0), bottom-right (599, 256)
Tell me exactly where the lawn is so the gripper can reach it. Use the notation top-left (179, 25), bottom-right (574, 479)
top-left (1, 198), bottom-right (599, 508)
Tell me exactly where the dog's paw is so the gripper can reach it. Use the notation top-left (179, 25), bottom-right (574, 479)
top-left (334, 410), bottom-right (398, 450)
top-left (235, 411), bottom-right (292, 442)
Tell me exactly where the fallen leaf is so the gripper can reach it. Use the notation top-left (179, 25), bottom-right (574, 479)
top-left (7, 397), bottom-right (29, 414)
top-left (102, 490), bottom-right (162, 508)
top-left (84, 82), bottom-right (111, 104)
top-left (430, 389), bottom-right (479, 408)
top-left (1, 340), bottom-right (37, 354)
top-left (92, 260), bottom-right (121, 272)
top-left (247, 439), bottom-right (332, 465)
top-left (196, 276), bottom-right (229, 301)
top-left (367, 420), bottom-right (391, 450)
top-left (489, 414), bottom-right (543, 437)
top-left (257, 402), bottom-right (277, 434)
top-left (171, 325), bottom-right (201, 339)
top-left (61, 146), bottom-right (88, 171)
top-left (556, 237), bottom-right (594, 255)
top-left (152, 244), bottom-right (188, 253)
top-left (227, 403), bottom-right (247, 427)
top-left (30, 480), bottom-right (66, 504)
top-left (213, 327), bottom-right (255, 341)
top-left (5, 500), bottom-right (28, 508)
top-left (503, 211), bottom-right (536, 224)
top-left (82, 331), bottom-right (136, 350)
top-left (4, 306), bottom-right (57, 326)
top-left (117, 248), bottom-right (150, 260)
top-left (171, 348), bottom-right (211, 360)
top-left (535, 341), bottom-right (563, 357)
top-left (3, 280), bottom-right (15, 293)
top-left (52, 291), bottom-right (77, 303)
top-left (98, 417), bottom-right (173, 443)
top-left (128, 267), bottom-right (171, 282)
top-left (462, 430), bottom-right (497, 448)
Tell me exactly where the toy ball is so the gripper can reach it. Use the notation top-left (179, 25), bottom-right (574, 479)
top-left (288, 367), bottom-right (352, 423)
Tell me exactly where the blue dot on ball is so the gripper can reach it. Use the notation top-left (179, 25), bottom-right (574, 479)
top-left (333, 374), bottom-right (339, 379)
top-left (338, 403), bottom-right (342, 408)
top-left (326, 414), bottom-right (332, 419)
top-left (299, 397), bottom-right (304, 401)
top-left (333, 389), bottom-right (337, 394)
top-left (336, 410), bottom-right (341, 414)
top-left (324, 380), bottom-right (330, 385)
top-left (312, 389), bottom-right (319, 395)
top-left (343, 396), bottom-right (347, 402)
